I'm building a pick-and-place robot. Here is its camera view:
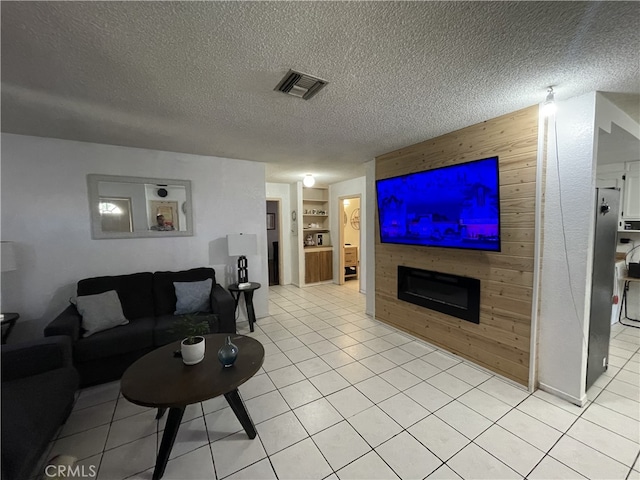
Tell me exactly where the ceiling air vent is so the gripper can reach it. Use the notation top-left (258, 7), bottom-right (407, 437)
top-left (274, 69), bottom-right (328, 100)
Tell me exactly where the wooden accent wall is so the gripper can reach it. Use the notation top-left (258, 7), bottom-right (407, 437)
top-left (375, 106), bottom-right (539, 386)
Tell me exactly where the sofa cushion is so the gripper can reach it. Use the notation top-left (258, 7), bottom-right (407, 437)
top-left (153, 267), bottom-right (216, 316)
top-left (1, 366), bottom-right (78, 480)
top-left (74, 317), bottom-right (155, 363)
top-left (174, 278), bottom-right (213, 314)
top-left (154, 313), bottom-right (219, 347)
top-left (77, 272), bottom-right (154, 320)
top-left (74, 290), bottom-right (129, 337)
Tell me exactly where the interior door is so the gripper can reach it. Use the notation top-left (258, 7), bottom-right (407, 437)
top-left (339, 196), bottom-right (361, 287)
top-left (266, 200), bottom-right (280, 285)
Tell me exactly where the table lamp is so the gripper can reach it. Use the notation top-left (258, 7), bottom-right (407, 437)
top-left (227, 233), bottom-right (257, 288)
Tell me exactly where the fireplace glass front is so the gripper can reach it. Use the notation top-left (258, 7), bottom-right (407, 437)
top-left (397, 266), bottom-right (480, 324)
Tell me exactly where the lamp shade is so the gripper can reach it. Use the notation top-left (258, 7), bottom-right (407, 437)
top-left (1, 241), bottom-right (17, 272)
top-left (227, 234), bottom-right (258, 257)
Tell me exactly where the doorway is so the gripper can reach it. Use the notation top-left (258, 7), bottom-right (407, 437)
top-left (338, 195), bottom-right (361, 289)
top-left (266, 199), bottom-right (282, 286)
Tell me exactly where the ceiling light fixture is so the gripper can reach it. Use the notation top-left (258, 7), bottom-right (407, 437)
top-left (303, 174), bottom-right (315, 187)
top-left (542, 87), bottom-right (557, 117)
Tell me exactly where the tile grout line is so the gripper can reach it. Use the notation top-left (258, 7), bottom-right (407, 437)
top-left (520, 340), bottom-right (640, 479)
top-left (71, 283), bottom-right (640, 480)
top-left (256, 299), bottom-right (640, 479)
top-left (255, 305), bottom-right (530, 475)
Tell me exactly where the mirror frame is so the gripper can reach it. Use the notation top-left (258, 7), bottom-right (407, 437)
top-left (87, 174), bottom-right (194, 239)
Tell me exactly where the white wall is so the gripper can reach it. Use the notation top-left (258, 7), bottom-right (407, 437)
top-left (595, 94), bottom-right (640, 142)
top-left (538, 92), bottom-right (597, 405)
top-left (365, 160), bottom-right (376, 316)
top-left (289, 182), bottom-right (301, 286)
top-left (329, 177), bottom-right (367, 293)
top-left (0, 133), bottom-right (269, 341)
top-left (266, 182), bottom-right (292, 285)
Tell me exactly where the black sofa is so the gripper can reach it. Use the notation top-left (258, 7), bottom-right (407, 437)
top-left (1, 336), bottom-right (79, 480)
top-left (44, 267), bottom-right (235, 387)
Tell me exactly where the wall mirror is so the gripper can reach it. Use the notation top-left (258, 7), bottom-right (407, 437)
top-left (87, 174), bottom-right (193, 239)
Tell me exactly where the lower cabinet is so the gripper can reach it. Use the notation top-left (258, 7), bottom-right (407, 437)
top-left (305, 250), bottom-right (333, 283)
top-left (344, 246), bottom-right (358, 280)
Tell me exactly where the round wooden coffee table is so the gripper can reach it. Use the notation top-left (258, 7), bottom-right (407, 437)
top-left (121, 334), bottom-right (264, 480)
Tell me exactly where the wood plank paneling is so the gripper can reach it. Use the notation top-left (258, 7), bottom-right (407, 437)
top-left (375, 105), bottom-right (539, 386)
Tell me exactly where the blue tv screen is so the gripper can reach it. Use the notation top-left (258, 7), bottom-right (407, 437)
top-left (376, 157), bottom-right (501, 252)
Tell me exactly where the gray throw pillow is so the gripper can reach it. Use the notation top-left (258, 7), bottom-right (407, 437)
top-left (174, 278), bottom-right (213, 315)
top-left (74, 290), bottom-right (129, 337)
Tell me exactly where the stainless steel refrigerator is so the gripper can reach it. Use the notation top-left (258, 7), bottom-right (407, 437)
top-left (586, 188), bottom-right (620, 390)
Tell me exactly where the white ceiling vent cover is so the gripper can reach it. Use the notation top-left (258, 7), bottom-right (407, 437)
top-left (274, 69), bottom-right (328, 100)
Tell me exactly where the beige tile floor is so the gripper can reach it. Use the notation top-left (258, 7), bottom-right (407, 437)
top-left (41, 281), bottom-right (640, 479)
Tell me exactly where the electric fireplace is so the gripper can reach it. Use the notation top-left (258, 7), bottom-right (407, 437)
top-left (397, 266), bottom-right (480, 324)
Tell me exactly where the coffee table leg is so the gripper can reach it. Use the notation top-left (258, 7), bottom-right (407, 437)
top-left (153, 406), bottom-right (185, 480)
top-left (224, 389), bottom-right (256, 439)
top-left (156, 408), bottom-right (167, 420)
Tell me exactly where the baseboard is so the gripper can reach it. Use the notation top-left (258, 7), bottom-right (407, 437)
top-left (538, 382), bottom-right (587, 407)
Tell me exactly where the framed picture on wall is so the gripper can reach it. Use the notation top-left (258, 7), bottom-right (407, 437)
top-left (266, 213), bottom-right (275, 230)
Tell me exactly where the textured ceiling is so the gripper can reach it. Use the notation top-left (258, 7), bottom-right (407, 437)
top-left (2, 1), bottom-right (639, 184)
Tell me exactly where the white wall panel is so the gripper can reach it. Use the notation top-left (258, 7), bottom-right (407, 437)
top-left (1, 133), bottom-right (268, 340)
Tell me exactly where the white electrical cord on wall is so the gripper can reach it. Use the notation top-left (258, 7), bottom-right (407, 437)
top-left (552, 120), bottom-right (590, 352)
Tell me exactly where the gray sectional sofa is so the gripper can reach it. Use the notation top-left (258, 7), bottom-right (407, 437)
top-left (1, 335), bottom-right (79, 480)
top-left (44, 267), bottom-right (236, 387)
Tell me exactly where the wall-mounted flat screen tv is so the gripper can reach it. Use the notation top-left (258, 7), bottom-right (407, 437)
top-left (376, 156), bottom-right (501, 252)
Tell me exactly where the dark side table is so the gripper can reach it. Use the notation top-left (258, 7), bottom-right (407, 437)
top-left (1, 313), bottom-right (19, 344)
top-left (228, 282), bottom-right (261, 332)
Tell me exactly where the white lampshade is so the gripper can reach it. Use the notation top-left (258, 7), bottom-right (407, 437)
top-left (227, 233), bottom-right (258, 257)
top-left (1, 241), bottom-right (17, 272)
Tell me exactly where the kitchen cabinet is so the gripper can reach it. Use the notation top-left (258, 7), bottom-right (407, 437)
top-left (620, 162), bottom-right (640, 231)
top-left (621, 170), bottom-right (640, 219)
top-left (305, 249), bottom-right (333, 284)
